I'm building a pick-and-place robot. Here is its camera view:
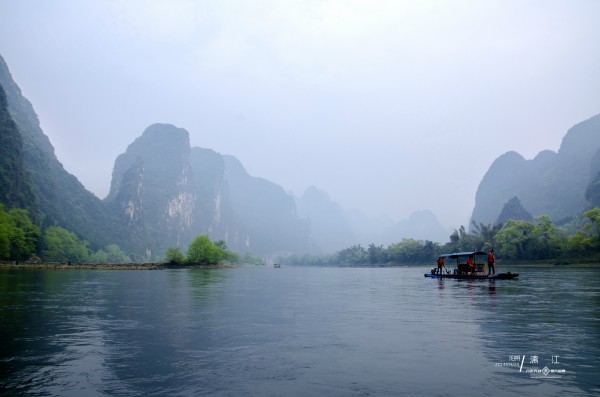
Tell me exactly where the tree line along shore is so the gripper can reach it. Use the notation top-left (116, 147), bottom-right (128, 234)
top-left (0, 262), bottom-right (238, 270)
top-left (3, 203), bottom-right (600, 268)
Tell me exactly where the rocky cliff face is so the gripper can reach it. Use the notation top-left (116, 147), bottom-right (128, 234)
top-left (585, 148), bottom-right (600, 208)
top-left (107, 124), bottom-right (309, 256)
top-left (471, 114), bottom-right (600, 225)
top-left (0, 83), bottom-right (36, 214)
top-left (107, 124), bottom-right (199, 255)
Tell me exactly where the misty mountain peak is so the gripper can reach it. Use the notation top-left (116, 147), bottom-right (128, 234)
top-left (472, 113), bottom-right (600, 225)
top-left (222, 154), bottom-right (249, 179)
top-left (301, 186), bottom-right (333, 205)
top-left (133, 123), bottom-right (190, 155)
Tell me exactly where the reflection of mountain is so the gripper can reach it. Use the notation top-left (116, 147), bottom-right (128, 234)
top-left (471, 114), bottom-right (600, 225)
top-left (0, 270), bottom-right (228, 395)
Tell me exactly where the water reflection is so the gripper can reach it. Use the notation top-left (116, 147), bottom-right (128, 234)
top-left (0, 268), bottom-right (229, 396)
top-left (0, 269), bottom-right (114, 395)
top-left (1, 266), bottom-right (599, 396)
top-left (473, 267), bottom-right (600, 396)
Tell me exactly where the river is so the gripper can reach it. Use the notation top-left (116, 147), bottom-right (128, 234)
top-left (0, 266), bottom-right (598, 396)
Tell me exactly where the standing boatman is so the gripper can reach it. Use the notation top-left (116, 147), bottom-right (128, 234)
top-left (437, 256), bottom-right (445, 274)
top-left (487, 249), bottom-right (495, 275)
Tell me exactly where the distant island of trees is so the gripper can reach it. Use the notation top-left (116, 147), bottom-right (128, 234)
top-left (281, 208), bottom-right (600, 266)
top-left (2, 202), bottom-right (600, 267)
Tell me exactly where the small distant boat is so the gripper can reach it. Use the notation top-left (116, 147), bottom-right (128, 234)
top-left (424, 251), bottom-right (519, 280)
top-left (273, 263), bottom-right (281, 268)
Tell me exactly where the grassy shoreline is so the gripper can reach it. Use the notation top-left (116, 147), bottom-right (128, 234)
top-left (2, 260), bottom-right (599, 270)
top-left (0, 262), bottom-right (238, 270)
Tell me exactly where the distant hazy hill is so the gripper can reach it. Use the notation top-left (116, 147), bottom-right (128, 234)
top-left (295, 185), bottom-right (450, 250)
top-left (296, 186), bottom-right (356, 253)
top-left (222, 155), bottom-right (309, 255)
top-left (382, 210), bottom-right (449, 244)
top-left (345, 209), bottom-right (395, 246)
top-left (496, 196), bottom-right (533, 225)
top-left (471, 114), bottom-right (600, 225)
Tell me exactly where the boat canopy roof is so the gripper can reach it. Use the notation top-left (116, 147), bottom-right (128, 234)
top-left (439, 251), bottom-right (487, 259)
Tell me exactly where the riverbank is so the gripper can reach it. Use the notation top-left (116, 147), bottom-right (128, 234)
top-left (498, 259), bottom-right (600, 268)
top-left (0, 262), bottom-right (239, 270)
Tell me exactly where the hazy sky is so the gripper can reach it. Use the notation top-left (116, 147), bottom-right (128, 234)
top-left (1, 0), bottom-right (599, 229)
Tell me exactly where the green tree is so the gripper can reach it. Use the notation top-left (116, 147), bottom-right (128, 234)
top-left (564, 230), bottom-right (593, 256)
top-left (367, 243), bottom-right (387, 264)
top-left (186, 235), bottom-right (228, 265)
top-left (494, 220), bottom-right (535, 260)
top-left (0, 206), bottom-right (11, 259)
top-left (583, 208), bottom-right (600, 244)
top-left (386, 239), bottom-right (436, 263)
top-left (8, 208), bottom-right (39, 260)
top-left (0, 205), bottom-right (39, 260)
top-left (89, 249), bottom-right (108, 264)
top-left (334, 244), bottom-right (367, 265)
top-left (214, 240), bottom-right (239, 263)
top-left (42, 226), bottom-right (89, 263)
top-left (105, 244), bottom-right (131, 263)
top-left (471, 221), bottom-right (502, 250)
top-left (447, 225), bottom-right (483, 252)
top-left (531, 215), bottom-right (562, 258)
top-left (164, 247), bottom-right (185, 264)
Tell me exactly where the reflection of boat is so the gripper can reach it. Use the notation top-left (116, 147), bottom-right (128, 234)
top-left (424, 251), bottom-right (519, 280)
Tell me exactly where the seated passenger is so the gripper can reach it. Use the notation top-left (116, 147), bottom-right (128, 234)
top-left (467, 256), bottom-right (474, 273)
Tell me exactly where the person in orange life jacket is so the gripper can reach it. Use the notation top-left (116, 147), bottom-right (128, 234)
top-left (437, 256), bottom-right (444, 274)
top-left (487, 249), bottom-right (495, 275)
top-left (466, 256), bottom-right (473, 266)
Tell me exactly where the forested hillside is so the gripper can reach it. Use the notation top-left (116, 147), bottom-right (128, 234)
top-left (0, 55), bottom-right (130, 253)
top-left (0, 84), bottom-right (36, 215)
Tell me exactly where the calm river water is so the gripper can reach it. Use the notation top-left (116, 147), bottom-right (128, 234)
top-left (0, 266), bottom-right (598, 396)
